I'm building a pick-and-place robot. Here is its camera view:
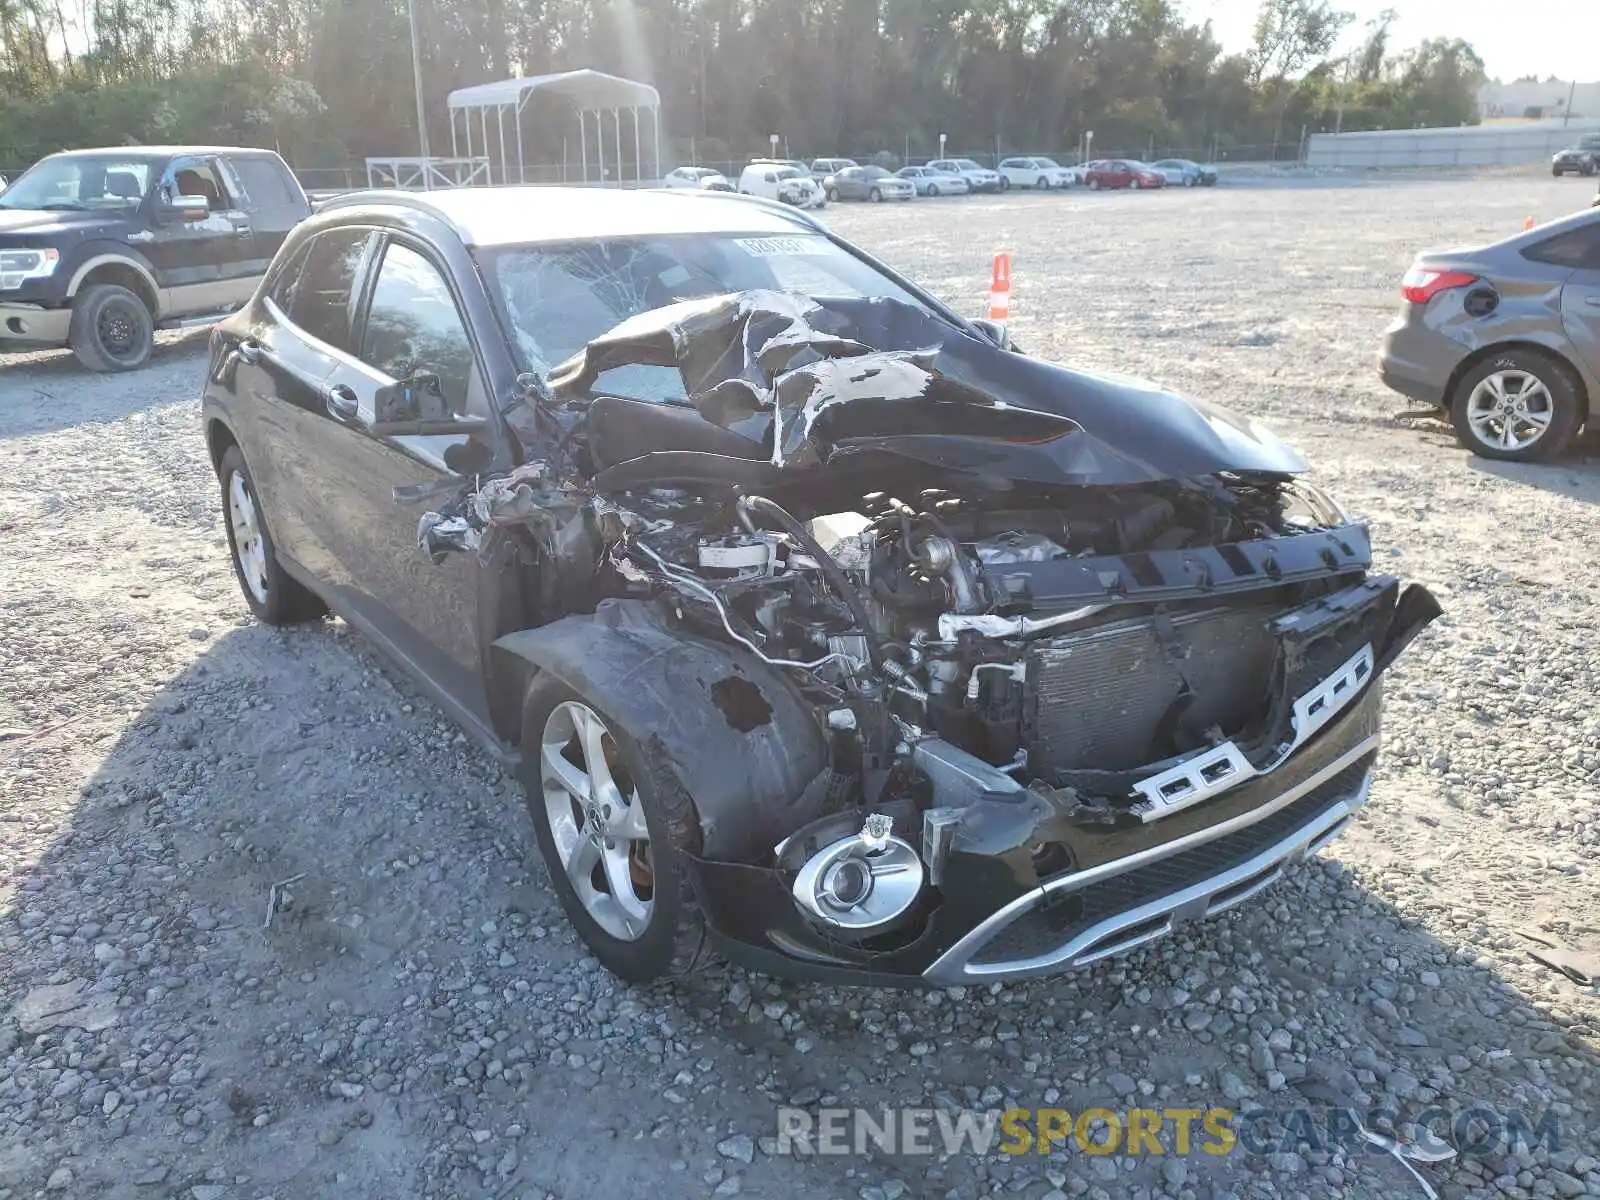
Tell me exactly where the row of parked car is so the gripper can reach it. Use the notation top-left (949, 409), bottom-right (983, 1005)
top-left (661, 155), bottom-right (1220, 206)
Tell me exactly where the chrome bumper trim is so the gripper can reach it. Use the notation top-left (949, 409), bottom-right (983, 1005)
top-left (1130, 644), bottom-right (1374, 822)
top-left (922, 734), bottom-right (1378, 984)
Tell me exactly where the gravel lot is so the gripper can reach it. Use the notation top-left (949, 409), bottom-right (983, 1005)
top-left (2, 173), bottom-right (1598, 1200)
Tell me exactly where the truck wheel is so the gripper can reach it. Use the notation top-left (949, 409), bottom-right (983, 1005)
top-left (1450, 349), bottom-right (1582, 463)
top-left (69, 283), bottom-right (154, 372)
top-left (522, 679), bottom-right (710, 983)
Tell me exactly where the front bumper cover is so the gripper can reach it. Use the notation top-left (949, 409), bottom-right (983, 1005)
top-left (690, 579), bottom-right (1436, 986)
top-left (693, 657), bottom-right (1385, 987)
top-left (0, 300), bottom-right (71, 347)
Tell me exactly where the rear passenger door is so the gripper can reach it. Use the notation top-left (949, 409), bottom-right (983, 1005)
top-left (223, 154), bottom-right (307, 280)
top-left (243, 226), bottom-right (376, 588)
top-left (153, 155), bottom-right (256, 314)
top-left (1549, 223), bottom-right (1600, 381)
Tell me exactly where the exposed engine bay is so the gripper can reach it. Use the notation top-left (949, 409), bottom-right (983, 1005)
top-left (411, 291), bottom-right (1441, 983)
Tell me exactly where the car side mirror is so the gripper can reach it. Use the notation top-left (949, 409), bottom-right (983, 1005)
top-left (374, 370), bottom-right (447, 424)
top-left (158, 194), bottom-right (209, 223)
top-left (970, 318), bottom-right (1013, 351)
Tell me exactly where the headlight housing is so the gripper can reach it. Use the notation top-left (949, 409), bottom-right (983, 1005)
top-left (0, 248), bottom-right (60, 290)
top-left (1283, 477), bottom-right (1352, 527)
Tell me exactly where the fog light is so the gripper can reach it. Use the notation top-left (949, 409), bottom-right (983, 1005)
top-left (793, 813), bottom-right (925, 932)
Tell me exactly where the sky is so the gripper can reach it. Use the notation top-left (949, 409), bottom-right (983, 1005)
top-left (1182, 0), bottom-right (1593, 83)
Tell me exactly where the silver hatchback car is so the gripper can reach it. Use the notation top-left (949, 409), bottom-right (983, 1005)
top-left (1379, 208), bottom-right (1600, 461)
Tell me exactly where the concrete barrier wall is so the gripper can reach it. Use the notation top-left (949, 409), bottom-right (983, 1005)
top-left (1306, 121), bottom-right (1600, 168)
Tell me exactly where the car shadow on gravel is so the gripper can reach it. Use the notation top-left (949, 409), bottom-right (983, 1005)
top-left (0, 330), bottom-right (211, 439)
top-left (3, 622), bottom-right (1598, 1199)
top-left (1468, 443), bottom-right (1600, 507)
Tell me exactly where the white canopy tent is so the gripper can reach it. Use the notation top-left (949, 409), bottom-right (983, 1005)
top-left (446, 69), bottom-right (662, 187)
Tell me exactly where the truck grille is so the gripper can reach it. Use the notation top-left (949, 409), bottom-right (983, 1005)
top-left (1024, 605), bottom-right (1279, 773)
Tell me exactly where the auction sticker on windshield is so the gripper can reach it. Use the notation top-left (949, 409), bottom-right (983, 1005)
top-left (736, 237), bottom-right (824, 257)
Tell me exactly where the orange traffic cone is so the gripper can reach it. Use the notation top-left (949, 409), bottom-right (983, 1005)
top-left (989, 252), bottom-right (1011, 322)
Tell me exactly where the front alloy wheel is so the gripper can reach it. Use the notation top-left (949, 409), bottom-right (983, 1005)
top-left (1450, 350), bottom-right (1582, 462)
top-left (524, 684), bottom-right (708, 981)
top-left (541, 701), bottom-right (654, 940)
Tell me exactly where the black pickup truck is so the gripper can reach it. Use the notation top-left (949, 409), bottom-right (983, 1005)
top-left (0, 146), bottom-right (310, 371)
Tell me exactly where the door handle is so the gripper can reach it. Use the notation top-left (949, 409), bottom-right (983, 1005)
top-left (1585, 295), bottom-right (1600, 307)
top-left (324, 383), bottom-right (360, 423)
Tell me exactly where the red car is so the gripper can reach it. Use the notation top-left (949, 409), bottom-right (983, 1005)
top-left (1084, 160), bottom-right (1165, 190)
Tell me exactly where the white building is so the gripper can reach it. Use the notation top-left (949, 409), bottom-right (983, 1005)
top-left (1478, 79), bottom-right (1600, 121)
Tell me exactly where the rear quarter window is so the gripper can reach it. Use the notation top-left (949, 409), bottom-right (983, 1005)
top-left (1523, 223), bottom-right (1600, 269)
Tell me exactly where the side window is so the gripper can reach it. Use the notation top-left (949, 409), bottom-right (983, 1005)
top-left (359, 242), bottom-right (474, 414)
top-left (287, 229), bottom-right (370, 351)
top-left (165, 158), bottom-right (234, 209)
top-left (266, 241), bottom-right (310, 312)
top-left (764, 172), bottom-right (777, 184)
top-left (230, 158), bottom-right (297, 209)
top-left (1523, 224), bottom-right (1600, 269)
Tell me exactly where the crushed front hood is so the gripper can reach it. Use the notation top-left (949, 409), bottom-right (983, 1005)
top-left (553, 291), bottom-right (1307, 486)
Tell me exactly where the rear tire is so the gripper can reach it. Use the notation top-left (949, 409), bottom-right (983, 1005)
top-left (999, 177), bottom-right (1010, 191)
top-left (927, 184), bottom-right (940, 197)
top-left (69, 283), bottom-right (153, 372)
top-left (1449, 349), bottom-right (1583, 463)
top-left (521, 678), bottom-right (710, 983)
top-left (218, 445), bottom-right (328, 624)
top-left (826, 186), bottom-right (839, 202)
top-left (1089, 178), bottom-right (1101, 190)
top-left (868, 187), bottom-right (882, 202)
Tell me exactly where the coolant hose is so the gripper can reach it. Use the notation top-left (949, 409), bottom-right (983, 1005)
top-left (740, 495), bottom-right (885, 670)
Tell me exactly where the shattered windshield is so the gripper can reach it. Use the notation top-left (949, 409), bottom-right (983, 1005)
top-left (479, 233), bottom-right (928, 396)
top-left (0, 155), bottom-right (154, 211)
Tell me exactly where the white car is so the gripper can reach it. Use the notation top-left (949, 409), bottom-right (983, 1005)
top-left (737, 161), bottom-right (826, 209)
top-left (662, 165), bottom-right (734, 192)
top-left (810, 157), bottom-right (858, 183)
top-left (998, 156), bottom-right (1076, 190)
top-left (894, 166), bottom-right (969, 196)
top-left (927, 158), bottom-right (1002, 193)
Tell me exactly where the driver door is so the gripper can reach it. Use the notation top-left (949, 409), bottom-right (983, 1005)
top-left (302, 235), bottom-right (501, 725)
top-left (147, 155), bottom-right (254, 315)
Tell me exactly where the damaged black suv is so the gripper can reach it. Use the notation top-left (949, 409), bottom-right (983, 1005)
top-left (201, 186), bottom-right (1439, 985)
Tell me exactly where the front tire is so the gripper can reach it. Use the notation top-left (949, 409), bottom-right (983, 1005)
top-left (522, 680), bottom-right (709, 983)
top-left (69, 283), bottom-right (153, 372)
top-left (1449, 349), bottom-right (1582, 463)
top-left (1089, 178), bottom-right (1101, 190)
top-left (868, 187), bottom-right (882, 202)
top-left (218, 445), bottom-right (327, 624)
top-left (826, 186), bottom-right (839, 202)
top-left (927, 184), bottom-right (940, 197)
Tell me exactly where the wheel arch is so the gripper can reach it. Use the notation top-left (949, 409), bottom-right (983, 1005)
top-left (69, 255), bottom-right (161, 317)
top-left (1444, 340), bottom-right (1592, 423)
top-left (205, 415), bottom-right (240, 474)
top-left (493, 599), bottom-right (830, 862)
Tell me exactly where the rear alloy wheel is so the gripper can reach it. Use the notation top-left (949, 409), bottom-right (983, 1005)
top-left (69, 283), bottom-right (153, 372)
top-left (218, 445), bottom-right (327, 624)
top-left (1450, 350), bottom-right (1582, 462)
top-left (524, 684), bottom-right (708, 982)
